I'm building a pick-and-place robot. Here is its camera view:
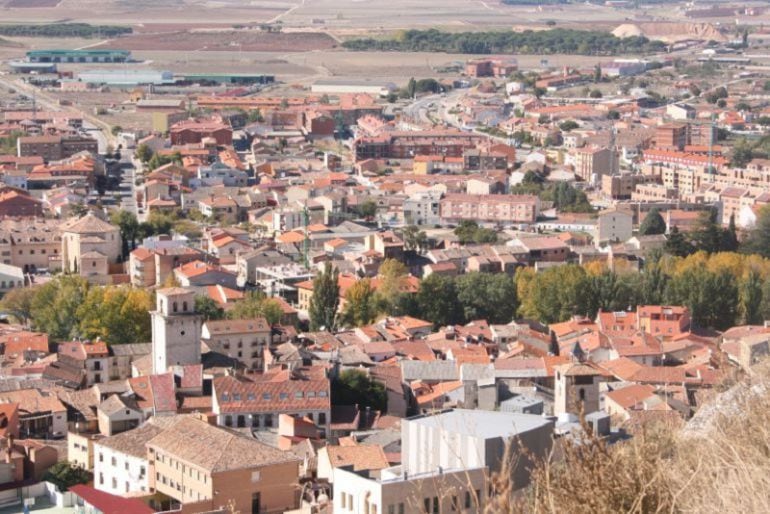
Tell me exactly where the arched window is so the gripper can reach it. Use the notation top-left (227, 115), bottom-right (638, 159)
top-left (173, 302), bottom-right (178, 313)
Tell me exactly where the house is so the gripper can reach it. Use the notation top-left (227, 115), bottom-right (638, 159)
top-left (0, 388), bottom-right (67, 439)
top-left (174, 260), bottom-right (238, 289)
top-left (202, 318), bottom-right (273, 370)
top-left (317, 443), bottom-right (389, 484)
top-left (147, 415), bottom-right (300, 514)
top-left (60, 213), bottom-right (121, 283)
top-left (333, 464), bottom-right (488, 514)
top-left (595, 208), bottom-right (633, 245)
top-left (402, 409), bottom-right (553, 491)
top-left (212, 367), bottom-right (332, 436)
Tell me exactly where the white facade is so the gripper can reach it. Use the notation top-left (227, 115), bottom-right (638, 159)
top-left (151, 288), bottom-right (202, 375)
top-left (332, 465), bottom-right (487, 514)
top-left (93, 443), bottom-right (149, 496)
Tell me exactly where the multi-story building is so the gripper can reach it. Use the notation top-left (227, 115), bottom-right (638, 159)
top-left (439, 194), bottom-right (539, 224)
top-left (17, 135), bottom-right (98, 162)
top-left (0, 218), bottom-right (61, 272)
top-left (354, 131), bottom-right (485, 161)
top-left (465, 57), bottom-right (517, 78)
top-left (59, 213), bottom-right (122, 283)
top-left (212, 367), bottom-right (331, 436)
top-left (148, 415), bottom-right (300, 514)
top-left (129, 246), bottom-right (205, 288)
top-left (570, 146), bottom-right (618, 183)
top-left (201, 318), bottom-right (272, 370)
top-left (169, 118), bottom-right (232, 146)
top-left (655, 123), bottom-right (689, 150)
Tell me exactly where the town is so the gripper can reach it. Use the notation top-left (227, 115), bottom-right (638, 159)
top-left (0, 0), bottom-right (768, 513)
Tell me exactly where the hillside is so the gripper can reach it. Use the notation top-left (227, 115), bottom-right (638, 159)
top-left (613, 22), bottom-right (726, 43)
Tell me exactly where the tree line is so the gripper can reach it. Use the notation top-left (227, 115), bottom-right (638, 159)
top-left (0, 23), bottom-right (132, 38)
top-left (342, 28), bottom-right (666, 55)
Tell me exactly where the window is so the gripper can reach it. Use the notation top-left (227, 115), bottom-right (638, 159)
top-left (265, 415), bottom-right (273, 427)
top-left (451, 496), bottom-right (459, 511)
top-left (222, 393), bottom-right (230, 402)
top-left (99, 473), bottom-right (103, 485)
top-left (112, 477), bottom-right (117, 489)
top-left (318, 412), bottom-right (326, 425)
top-left (98, 453), bottom-right (103, 462)
top-left (307, 391), bottom-right (315, 398)
top-left (233, 393), bottom-right (241, 401)
top-left (424, 498), bottom-right (430, 513)
top-left (465, 492), bottom-right (471, 509)
top-left (579, 389), bottom-right (585, 401)
top-left (279, 392), bottom-right (288, 400)
top-left (295, 392), bottom-right (303, 399)
top-left (125, 462), bottom-right (129, 471)
top-left (247, 393), bottom-right (255, 401)
top-left (251, 470), bottom-right (261, 483)
top-left (319, 391), bottom-right (328, 398)
top-left (389, 506), bottom-right (395, 514)
top-left (224, 415), bottom-right (232, 427)
top-left (432, 497), bottom-right (439, 514)
top-left (111, 457), bottom-right (116, 466)
top-left (263, 393), bottom-right (271, 400)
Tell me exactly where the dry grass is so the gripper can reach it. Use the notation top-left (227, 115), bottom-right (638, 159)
top-left (488, 363), bottom-right (770, 514)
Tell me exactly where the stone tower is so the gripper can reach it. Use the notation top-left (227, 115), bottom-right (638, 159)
top-left (151, 288), bottom-right (202, 375)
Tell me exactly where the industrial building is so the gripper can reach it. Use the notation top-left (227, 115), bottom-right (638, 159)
top-left (7, 60), bottom-right (57, 74)
top-left (311, 78), bottom-right (397, 96)
top-left (75, 69), bottom-right (175, 86)
top-left (25, 49), bottom-right (132, 64)
top-left (177, 73), bottom-right (274, 85)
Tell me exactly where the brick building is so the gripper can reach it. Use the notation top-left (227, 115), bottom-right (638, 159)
top-left (169, 119), bottom-right (233, 146)
top-left (439, 194), bottom-right (539, 224)
top-left (17, 135), bottom-right (98, 162)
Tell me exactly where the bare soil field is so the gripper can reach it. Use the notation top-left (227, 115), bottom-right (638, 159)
top-left (5, 0), bottom-right (61, 7)
top-left (96, 30), bottom-right (338, 53)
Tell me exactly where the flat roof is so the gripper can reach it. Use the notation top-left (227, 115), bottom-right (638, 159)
top-left (406, 408), bottom-right (552, 439)
top-left (27, 49), bottom-right (131, 56)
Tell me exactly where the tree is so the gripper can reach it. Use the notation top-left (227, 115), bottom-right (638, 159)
top-left (455, 272), bottom-right (518, 324)
top-left (110, 125), bottom-right (122, 136)
top-left (740, 269), bottom-right (763, 325)
top-left (110, 210), bottom-right (140, 259)
top-left (664, 226), bottom-right (694, 257)
top-left (517, 264), bottom-right (589, 323)
top-left (309, 262), bottom-right (339, 331)
top-left (0, 287), bottom-right (37, 325)
top-left (332, 369), bottom-right (387, 412)
top-left (665, 267), bottom-right (738, 330)
top-left (77, 287), bottom-right (153, 344)
top-left (30, 276), bottom-right (89, 341)
top-left (639, 208), bottom-right (666, 236)
top-left (195, 295), bottom-right (225, 321)
top-left (406, 77), bottom-right (417, 98)
top-left (227, 291), bottom-right (283, 325)
top-left (742, 205), bottom-right (770, 258)
top-left (247, 109), bottom-right (264, 123)
top-left (357, 199), bottom-right (378, 219)
top-left (689, 209), bottom-right (723, 254)
top-left (688, 84), bottom-right (701, 97)
top-left (401, 225), bottom-right (428, 252)
top-left (43, 462), bottom-right (91, 492)
top-left (558, 120), bottom-right (579, 132)
top-left (722, 214), bottom-right (740, 252)
top-left (376, 259), bottom-right (409, 313)
top-left (589, 89), bottom-right (603, 99)
top-left (416, 274), bottom-right (462, 328)
top-left (136, 140), bottom-right (154, 162)
top-left (341, 278), bottom-right (378, 327)
top-left (593, 63), bottom-right (602, 83)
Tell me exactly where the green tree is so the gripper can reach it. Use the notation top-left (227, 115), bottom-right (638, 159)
top-left (740, 269), bottom-right (763, 325)
top-left (332, 369), bottom-right (387, 412)
top-left (639, 208), bottom-right (666, 236)
top-left (227, 291), bottom-right (283, 325)
top-left (689, 208), bottom-right (723, 254)
top-left (517, 264), bottom-right (589, 323)
top-left (416, 274), bottom-right (462, 328)
top-left (0, 287), bottom-right (37, 326)
top-left (666, 267), bottom-right (738, 330)
top-left (731, 138), bottom-right (754, 168)
top-left (110, 125), bottom-right (122, 136)
top-left (558, 120), bottom-right (579, 132)
top-left (341, 278), bottom-right (379, 327)
top-left (589, 89), bottom-right (603, 98)
top-left (247, 109), bottom-right (264, 123)
top-left (43, 462), bottom-right (91, 492)
top-left (664, 226), bottom-right (694, 257)
top-left (357, 199), bottom-right (378, 219)
top-left (309, 262), bottom-right (339, 331)
top-left (195, 295), bottom-right (225, 321)
top-left (30, 276), bottom-right (89, 341)
top-left (401, 225), bottom-right (428, 252)
top-left (110, 210), bottom-right (140, 259)
top-left (722, 214), bottom-right (740, 252)
top-left (455, 272), bottom-right (518, 324)
top-left (406, 77), bottom-right (417, 98)
top-left (135, 143), bottom-right (153, 163)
